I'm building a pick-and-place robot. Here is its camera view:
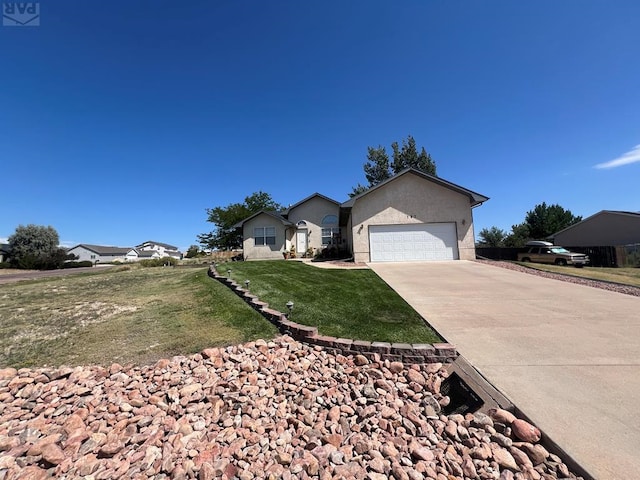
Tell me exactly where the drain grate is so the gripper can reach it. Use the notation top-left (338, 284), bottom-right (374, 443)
top-left (440, 372), bottom-right (484, 415)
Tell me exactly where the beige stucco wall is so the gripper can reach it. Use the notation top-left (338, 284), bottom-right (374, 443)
top-left (286, 196), bottom-right (342, 255)
top-left (242, 213), bottom-right (289, 260)
top-left (349, 173), bottom-right (477, 263)
top-left (553, 213), bottom-right (640, 246)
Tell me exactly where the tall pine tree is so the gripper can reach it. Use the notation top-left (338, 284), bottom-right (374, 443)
top-left (351, 135), bottom-right (436, 196)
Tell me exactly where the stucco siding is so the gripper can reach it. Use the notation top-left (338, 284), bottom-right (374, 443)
top-left (553, 213), bottom-right (640, 246)
top-left (287, 197), bottom-right (342, 254)
top-left (242, 213), bottom-right (288, 260)
top-left (350, 173), bottom-right (476, 262)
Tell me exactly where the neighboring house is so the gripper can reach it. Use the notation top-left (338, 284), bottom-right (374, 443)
top-left (550, 210), bottom-right (640, 247)
top-left (67, 244), bottom-right (136, 264)
top-left (135, 249), bottom-right (162, 260)
top-left (0, 243), bottom-right (11, 263)
top-left (236, 168), bottom-right (488, 262)
top-left (135, 241), bottom-right (182, 259)
top-left (236, 193), bottom-right (343, 261)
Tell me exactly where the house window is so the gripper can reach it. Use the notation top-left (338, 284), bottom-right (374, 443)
top-left (321, 214), bottom-right (340, 245)
top-left (322, 214), bottom-right (338, 225)
top-left (322, 227), bottom-right (341, 245)
top-left (254, 227), bottom-right (276, 246)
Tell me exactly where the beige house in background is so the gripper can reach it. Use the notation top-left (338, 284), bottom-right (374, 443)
top-left (550, 210), bottom-right (640, 247)
top-left (235, 168), bottom-right (488, 262)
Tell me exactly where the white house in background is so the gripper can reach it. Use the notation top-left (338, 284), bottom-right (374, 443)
top-left (67, 241), bottom-right (182, 264)
top-left (0, 244), bottom-right (11, 263)
top-left (135, 240), bottom-right (182, 259)
top-left (136, 249), bottom-right (162, 260)
top-left (67, 244), bottom-right (136, 264)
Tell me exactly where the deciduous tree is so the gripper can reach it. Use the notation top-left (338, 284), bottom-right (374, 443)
top-left (476, 226), bottom-right (508, 247)
top-left (185, 245), bottom-right (201, 258)
top-left (198, 192), bottom-right (283, 251)
top-left (504, 223), bottom-right (531, 247)
top-left (492, 203), bottom-right (582, 248)
top-left (8, 224), bottom-right (69, 270)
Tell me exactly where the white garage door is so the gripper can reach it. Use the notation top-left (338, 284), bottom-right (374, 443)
top-left (369, 223), bottom-right (459, 262)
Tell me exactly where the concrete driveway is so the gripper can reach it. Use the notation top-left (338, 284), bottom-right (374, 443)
top-left (369, 260), bottom-right (640, 480)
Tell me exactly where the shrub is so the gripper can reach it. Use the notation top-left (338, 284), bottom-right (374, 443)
top-left (62, 261), bottom-right (94, 269)
top-left (138, 257), bottom-right (178, 268)
top-left (315, 246), bottom-right (350, 260)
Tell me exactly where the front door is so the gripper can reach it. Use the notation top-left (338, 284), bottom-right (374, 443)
top-left (296, 230), bottom-right (307, 254)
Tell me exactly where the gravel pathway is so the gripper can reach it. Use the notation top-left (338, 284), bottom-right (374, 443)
top-left (477, 260), bottom-right (640, 297)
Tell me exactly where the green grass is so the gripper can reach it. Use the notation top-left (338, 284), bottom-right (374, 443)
top-left (0, 267), bottom-right (277, 368)
top-left (221, 260), bottom-right (441, 344)
top-left (514, 262), bottom-right (640, 288)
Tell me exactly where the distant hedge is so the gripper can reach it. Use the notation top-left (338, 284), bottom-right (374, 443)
top-left (63, 261), bottom-right (94, 268)
top-left (138, 257), bottom-right (178, 267)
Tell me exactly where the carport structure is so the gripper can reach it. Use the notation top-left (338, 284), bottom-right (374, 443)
top-left (370, 260), bottom-right (640, 480)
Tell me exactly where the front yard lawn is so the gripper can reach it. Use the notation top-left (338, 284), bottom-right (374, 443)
top-left (0, 267), bottom-right (277, 368)
top-left (222, 260), bottom-right (441, 344)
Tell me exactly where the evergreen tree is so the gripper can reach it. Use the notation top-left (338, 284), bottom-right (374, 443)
top-left (350, 135), bottom-right (437, 197)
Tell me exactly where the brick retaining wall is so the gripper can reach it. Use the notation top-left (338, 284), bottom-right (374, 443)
top-left (208, 266), bottom-right (457, 364)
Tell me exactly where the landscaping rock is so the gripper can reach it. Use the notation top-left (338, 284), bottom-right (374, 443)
top-left (512, 418), bottom-right (542, 443)
top-left (0, 336), bottom-right (583, 480)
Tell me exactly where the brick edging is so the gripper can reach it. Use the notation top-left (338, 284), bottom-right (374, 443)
top-left (208, 266), bottom-right (457, 364)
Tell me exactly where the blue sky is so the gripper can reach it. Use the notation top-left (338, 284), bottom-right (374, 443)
top-left (2, 0), bottom-right (639, 252)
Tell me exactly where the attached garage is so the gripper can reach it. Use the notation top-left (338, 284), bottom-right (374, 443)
top-left (369, 223), bottom-right (459, 262)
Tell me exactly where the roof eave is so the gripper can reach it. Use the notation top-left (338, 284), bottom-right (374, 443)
top-left (340, 168), bottom-right (489, 208)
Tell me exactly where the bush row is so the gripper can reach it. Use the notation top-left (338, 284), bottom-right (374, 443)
top-left (62, 261), bottom-right (94, 269)
top-left (137, 257), bottom-right (178, 267)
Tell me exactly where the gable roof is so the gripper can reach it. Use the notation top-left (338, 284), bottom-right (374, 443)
top-left (233, 210), bottom-right (294, 229)
top-left (280, 193), bottom-right (341, 215)
top-left (550, 210), bottom-right (640, 238)
top-left (135, 249), bottom-right (159, 258)
top-left (0, 243), bottom-right (11, 254)
top-left (69, 244), bottom-right (132, 255)
top-left (602, 210), bottom-right (640, 217)
top-left (341, 168), bottom-right (489, 208)
top-left (136, 240), bottom-right (179, 250)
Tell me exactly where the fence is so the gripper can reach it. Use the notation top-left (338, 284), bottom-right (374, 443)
top-left (475, 247), bottom-right (521, 261)
top-left (476, 245), bottom-right (625, 267)
top-left (618, 244), bottom-right (640, 267)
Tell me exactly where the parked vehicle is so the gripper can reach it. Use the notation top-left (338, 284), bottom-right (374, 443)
top-left (517, 241), bottom-right (589, 267)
